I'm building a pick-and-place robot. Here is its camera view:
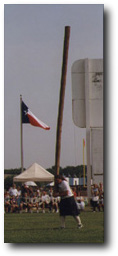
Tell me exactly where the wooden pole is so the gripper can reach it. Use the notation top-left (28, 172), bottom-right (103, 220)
top-left (20, 95), bottom-right (24, 172)
top-left (55, 26), bottom-right (70, 176)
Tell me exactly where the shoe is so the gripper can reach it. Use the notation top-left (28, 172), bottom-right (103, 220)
top-left (78, 224), bottom-right (83, 229)
top-left (60, 227), bottom-right (65, 229)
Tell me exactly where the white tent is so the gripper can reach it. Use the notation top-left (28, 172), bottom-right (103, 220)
top-left (13, 163), bottom-right (54, 183)
top-left (47, 181), bottom-right (54, 186)
top-left (24, 181), bottom-right (37, 186)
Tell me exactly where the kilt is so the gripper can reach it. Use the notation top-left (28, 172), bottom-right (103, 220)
top-left (59, 196), bottom-right (80, 216)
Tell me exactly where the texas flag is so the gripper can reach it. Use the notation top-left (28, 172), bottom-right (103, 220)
top-left (22, 101), bottom-right (50, 130)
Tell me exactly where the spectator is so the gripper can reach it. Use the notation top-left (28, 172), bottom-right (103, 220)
top-left (10, 195), bottom-right (19, 213)
top-left (91, 184), bottom-right (99, 195)
top-left (41, 190), bottom-right (50, 213)
top-left (72, 187), bottom-right (77, 198)
top-left (99, 192), bottom-right (104, 211)
top-left (8, 186), bottom-right (13, 196)
top-left (4, 191), bottom-right (11, 213)
top-left (30, 194), bottom-right (39, 213)
top-left (28, 186), bottom-right (34, 197)
top-left (20, 192), bottom-right (29, 213)
top-left (21, 184), bottom-right (29, 198)
top-left (36, 187), bottom-right (41, 197)
top-left (51, 196), bottom-right (59, 213)
top-left (16, 195), bottom-right (23, 213)
top-left (91, 191), bottom-right (100, 212)
top-left (9, 184), bottom-right (18, 197)
top-left (17, 186), bottom-right (21, 197)
top-left (98, 182), bottom-right (103, 194)
top-left (76, 194), bottom-right (85, 211)
top-left (48, 187), bottom-right (54, 212)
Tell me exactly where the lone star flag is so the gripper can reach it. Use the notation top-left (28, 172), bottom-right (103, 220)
top-left (22, 101), bottom-right (50, 130)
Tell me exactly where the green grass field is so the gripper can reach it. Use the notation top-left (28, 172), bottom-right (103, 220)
top-left (4, 210), bottom-right (104, 243)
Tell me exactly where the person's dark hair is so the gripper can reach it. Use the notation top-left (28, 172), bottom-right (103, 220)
top-left (55, 175), bottom-right (66, 181)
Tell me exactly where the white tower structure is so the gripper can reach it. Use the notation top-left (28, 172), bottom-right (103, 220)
top-left (71, 59), bottom-right (103, 199)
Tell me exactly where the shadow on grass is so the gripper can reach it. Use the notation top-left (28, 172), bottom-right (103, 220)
top-left (9, 242), bottom-right (106, 248)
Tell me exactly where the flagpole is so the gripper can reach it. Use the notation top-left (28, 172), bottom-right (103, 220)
top-left (83, 139), bottom-right (85, 187)
top-left (20, 95), bottom-right (24, 172)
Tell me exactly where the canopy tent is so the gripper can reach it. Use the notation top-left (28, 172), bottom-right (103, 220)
top-left (13, 163), bottom-right (54, 183)
top-left (24, 181), bottom-right (37, 186)
top-left (46, 181), bottom-right (54, 187)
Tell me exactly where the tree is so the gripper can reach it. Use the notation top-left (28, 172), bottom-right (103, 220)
top-left (4, 176), bottom-right (14, 191)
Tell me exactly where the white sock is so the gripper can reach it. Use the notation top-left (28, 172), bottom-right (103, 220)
top-left (60, 216), bottom-right (65, 228)
top-left (74, 216), bottom-right (82, 225)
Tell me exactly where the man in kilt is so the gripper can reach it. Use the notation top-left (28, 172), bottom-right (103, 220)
top-left (54, 175), bottom-right (83, 229)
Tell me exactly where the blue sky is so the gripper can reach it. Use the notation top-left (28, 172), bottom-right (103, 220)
top-left (4, 4), bottom-right (103, 169)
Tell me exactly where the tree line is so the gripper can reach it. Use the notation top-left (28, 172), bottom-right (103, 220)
top-left (4, 165), bottom-right (87, 191)
top-left (4, 165), bottom-right (87, 177)
top-left (47, 165), bottom-right (87, 177)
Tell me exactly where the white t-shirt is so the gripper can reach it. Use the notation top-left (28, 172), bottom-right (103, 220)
top-left (9, 188), bottom-right (18, 197)
top-left (58, 180), bottom-right (73, 199)
top-left (41, 194), bottom-right (50, 204)
top-left (17, 190), bottom-right (21, 196)
top-left (92, 195), bottom-right (99, 202)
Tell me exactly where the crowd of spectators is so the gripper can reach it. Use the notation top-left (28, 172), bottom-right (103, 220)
top-left (90, 183), bottom-right (104, 212)
top-left (4, 184), bottom-right (60, 214)
top-left (4, 182), bottom-right (104, 214)
top-left (4, 183), bottom-right (87, 214)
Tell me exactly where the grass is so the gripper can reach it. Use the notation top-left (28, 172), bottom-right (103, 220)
top-left (4, 210), bottom-right (104, 243)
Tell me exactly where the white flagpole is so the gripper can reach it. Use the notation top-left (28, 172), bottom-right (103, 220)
top-left (83, 139), bottom-right (85, 187)
top-left (20, 95), bottom-right (24, 172)
top-left (85, 59), bottom-right (91, 200)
